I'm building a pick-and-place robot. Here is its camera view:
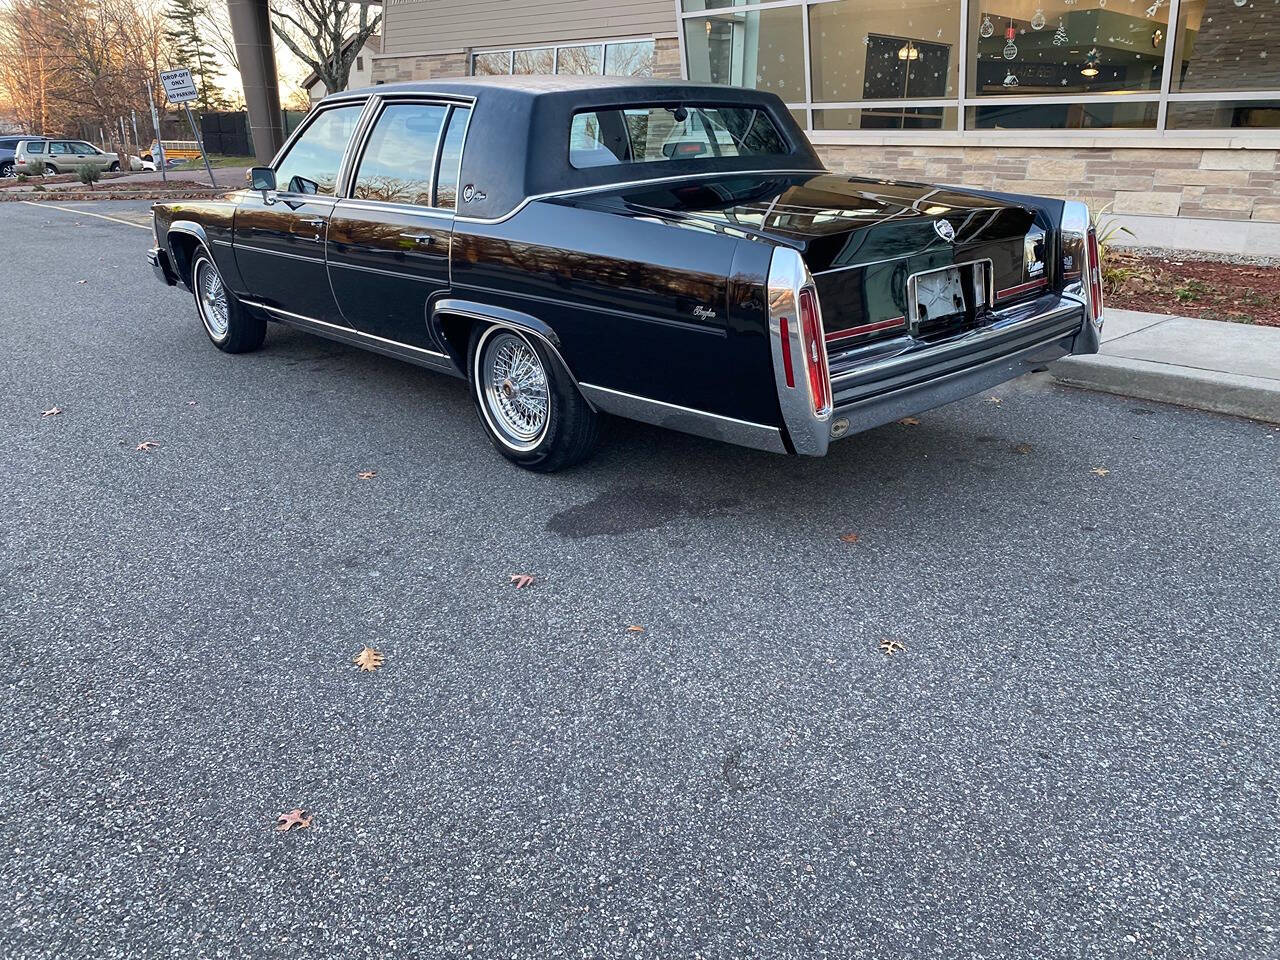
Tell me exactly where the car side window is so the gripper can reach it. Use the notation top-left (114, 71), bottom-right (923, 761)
top-left (352, 103), bottom-right (447, 207)
top-left (274, 104), bottom-right (363, 197)
top-left (72, 143), bottom-right (97, 155)
top-left (48, 142), bottom-right (70, 155)
top-left (433, 106), bottom-right (470, 210)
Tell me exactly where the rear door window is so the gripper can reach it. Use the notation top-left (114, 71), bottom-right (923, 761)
top-left (569, 104), bottom-right (789, 169)
top-left (433, 106), bottom-right (470, 209)
top-left (352, 102), bottom-right (447, 206)
top-left (274, 104), bottom-right (363, 196)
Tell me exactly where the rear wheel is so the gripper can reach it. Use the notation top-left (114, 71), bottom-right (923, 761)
top-left (468, 325), bottom-right (599, 472)
top-left (44, 164), bottom-right (57, 175)
top-left (191, 248), bottom-right (266, 354)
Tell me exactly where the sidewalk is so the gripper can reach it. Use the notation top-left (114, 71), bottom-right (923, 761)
top-left (1050, 309), bottom-right (1280, 424)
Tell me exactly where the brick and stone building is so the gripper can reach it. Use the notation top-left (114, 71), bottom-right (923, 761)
top-left (367, 0), bottom-right (1280, 254)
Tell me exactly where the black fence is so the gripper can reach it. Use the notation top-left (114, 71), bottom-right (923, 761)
top-left (199, 111), bottom-right (252, 156)
top-left (196, 109), bottom-right (309, 158)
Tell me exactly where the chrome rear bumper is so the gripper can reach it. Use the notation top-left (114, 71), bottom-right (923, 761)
top-left (811, 293), bottom-right (1095, 452)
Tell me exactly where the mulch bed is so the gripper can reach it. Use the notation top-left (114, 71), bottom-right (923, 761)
top-left (0, 180), bottom-right (222, 202)
top-left (1106, 252), bottom-right (1280, 328)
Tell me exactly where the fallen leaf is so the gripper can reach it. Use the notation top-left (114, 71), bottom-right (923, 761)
top-left (898, 417), bottom-right (921, 426)
top-left (839, 532), bottom-right (860, 544)
top-left (276, 809), bottom-right (312, 832)
top-left (136, 441), bottom-right (158, 451)
top-left (510, 574), bottom-right (535, 590)
top-left (186, 400), bottom-right (197, 406)
top-left (879, 639), bottom-right (906, 656)
top-left (353, 646), bottom-right (384, 672)
top-left (626, 625), bottom-right (645, 632)
top-left (76, 279), bottom-right (88, 284)
top-left (1014, 443), bottom-right (1033, 455)
top-left (1091, 467), bottom-right (1110, 477)
top-left (357, 470), bottom-right (377, 480)
top-left (983, 396), bottom-right (1003, 405)
top-left (42, 406), bottom-right (62, 417)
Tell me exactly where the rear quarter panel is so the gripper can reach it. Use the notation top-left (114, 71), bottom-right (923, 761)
top-left (451, 201), bottom-right (781, 426)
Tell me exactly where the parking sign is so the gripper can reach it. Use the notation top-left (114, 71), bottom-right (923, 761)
top-left (160, 68), bottom-right (198, 104)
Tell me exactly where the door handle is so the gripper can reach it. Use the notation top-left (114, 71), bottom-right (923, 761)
top-left (399, 232), bottom-right (435, 247)
top-left (298, 217), bottom-right (325, 241)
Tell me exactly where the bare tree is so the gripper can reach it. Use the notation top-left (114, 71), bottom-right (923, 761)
top-left (268, 0), bottom-right (380, 98)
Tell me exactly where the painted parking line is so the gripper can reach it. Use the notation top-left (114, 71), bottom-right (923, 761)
top-left (18, 200), bottom-right (151, 230)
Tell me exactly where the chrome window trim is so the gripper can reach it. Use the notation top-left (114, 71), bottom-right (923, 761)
top-left (344, 97), bottom-right (452, 207)
top-left (434, 102), bottom-right (473, 211)
top-left (578, 383), bottom-right (786, 455)
top-left (267, 99), bottom-right (372, 202)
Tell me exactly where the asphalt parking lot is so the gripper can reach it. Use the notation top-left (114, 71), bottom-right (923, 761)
top-left (2, 199), bottom-right (1277, 959)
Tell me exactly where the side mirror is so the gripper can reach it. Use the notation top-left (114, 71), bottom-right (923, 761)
top-left (247, 166), bottom-right (276, 202)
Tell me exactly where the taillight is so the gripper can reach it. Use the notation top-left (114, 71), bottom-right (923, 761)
top-left (1085, 226), bottom-right (1104, 325)
top-left (798, 288), bottom-right (830, 415)
top-left (767, 246), bottom-right (832, 456)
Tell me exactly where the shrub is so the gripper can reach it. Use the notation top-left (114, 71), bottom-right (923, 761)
top-left (25, 159), bottom-right (46, 176)
top-left (76, 165), bottom-right (101, 188)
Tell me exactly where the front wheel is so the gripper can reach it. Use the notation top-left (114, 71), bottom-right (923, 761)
top-left (468, 325), bottom-right (599, 472)
top-left (190, 248), bottom-right (266, 354)
top-left (108, 161), bottom-right (120, 172)
top-left (0, 161), bottom-right (13, 179)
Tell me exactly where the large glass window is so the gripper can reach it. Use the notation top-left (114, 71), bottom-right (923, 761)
top-left (681, 0), bottom-right (1280, 134)
top-left (569, 104), bottom-right (790, 168)
top-left (810, 0), bottom-right (959, 104)
top-left (605, 41), bottom-right (656, 76)
top-left (1173, 0), bottom-right (1280, 93)
top-left (472, 52), bottom-right (511, 75)
top-left (352, 103), bottom-right (447, 207)
top-left (274, 105), bottom-right (362, 195)
top-left (473, 40), bottom-right (654, 78)
top-left (556, 44), bottom-right (604, 74)
top-left (684, 7), bottom-right (807, 101)
top-left (969, 1), bottom-right (1170, 97)
top-left (513, 48), bottom-right (555, 74)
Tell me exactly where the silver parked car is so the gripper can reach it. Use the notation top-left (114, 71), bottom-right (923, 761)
top-left (14, 138), bottom-right (120, 175)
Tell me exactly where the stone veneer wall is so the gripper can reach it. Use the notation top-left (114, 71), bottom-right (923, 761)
top-left (813, 145), bottom-right (1280, 223)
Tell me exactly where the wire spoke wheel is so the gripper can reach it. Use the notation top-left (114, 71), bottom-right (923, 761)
top-left (195, 256), bottom-right (229, 340)
top-left (478, 330), bottom-right (550, 451)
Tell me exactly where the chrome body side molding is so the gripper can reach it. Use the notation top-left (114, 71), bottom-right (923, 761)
top-left (242, 300), bottom-right (461, 377)
top-left (578, 383), bottom-right (787, 455)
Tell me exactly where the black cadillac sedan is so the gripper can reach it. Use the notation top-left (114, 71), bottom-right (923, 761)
top-left (148, 75), bottom-right (1103, 471)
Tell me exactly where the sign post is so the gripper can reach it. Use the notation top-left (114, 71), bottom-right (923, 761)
top-left (159, 67), bottom-right (216, 188)
top-left (144, 80), bottom-right (167, 183)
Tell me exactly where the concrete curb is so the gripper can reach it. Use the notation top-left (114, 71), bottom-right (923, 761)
top-left (1051, 353), bottom-right (1280, 424)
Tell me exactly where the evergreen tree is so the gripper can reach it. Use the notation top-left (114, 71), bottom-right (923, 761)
top-left (165, 0), bottom-right (225, 112)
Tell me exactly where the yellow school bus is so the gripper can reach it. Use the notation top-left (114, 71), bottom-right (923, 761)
top-left (146, 139), bottom-right (203, 162)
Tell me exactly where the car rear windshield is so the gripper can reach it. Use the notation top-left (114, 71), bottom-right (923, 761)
top-left (569, 104), bottom-right (789, 170)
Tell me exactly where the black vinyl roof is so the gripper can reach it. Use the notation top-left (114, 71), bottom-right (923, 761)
top-left (335, 76), bottom-right (823, 220)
